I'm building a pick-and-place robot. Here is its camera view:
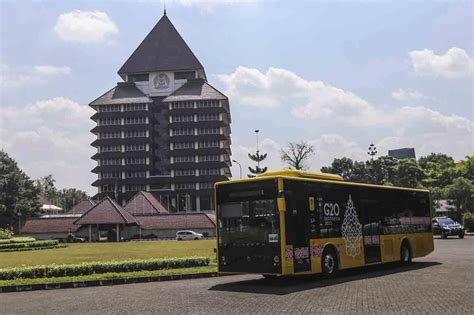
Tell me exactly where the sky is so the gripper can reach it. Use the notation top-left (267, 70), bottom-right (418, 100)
top-left (0, 0), bottom-right (473, 195)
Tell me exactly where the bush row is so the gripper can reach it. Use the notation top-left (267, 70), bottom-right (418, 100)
top-left (0, 228), bottom-right (13, 240)
top-left (0, 256), bottom-right (210, 280)
top-left (0, 240), bottom-right (59, 250)
top-left (0, 245), bottom-right (64, 253)
top-left (0, 237), bottom-right (36, 245)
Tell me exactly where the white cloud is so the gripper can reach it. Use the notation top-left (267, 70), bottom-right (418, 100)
top-left (54, 10), bottom-right (118, 44)
top-left (391, 88), bottom-right (429, 103)
top-left (34, 65), bottom-right (71, 76)
top-left (0, 97), bottom-right (96, 194)
top-left (408, 47), bottom-right (474, 79)
top-left (0, 64), bottom-right (71, 89)
top-left (221, 66), bottom-right (473, 165)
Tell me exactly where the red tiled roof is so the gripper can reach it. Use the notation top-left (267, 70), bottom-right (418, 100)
top-left (75, 196), bottom-right (137, 225)
top-left (135, 213), bottom-right (216, 230)
top-left (68, 200), bottom-right (96, 214)
top-left (21, 217), bottom-right (80, 234)
top-left (37, 194), bottom-right (50, 206)
top-left (123, 191), bottom-right (168, 215)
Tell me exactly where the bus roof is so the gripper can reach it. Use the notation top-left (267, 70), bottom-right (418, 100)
top-left (215, 170), bottom-right (429, 193)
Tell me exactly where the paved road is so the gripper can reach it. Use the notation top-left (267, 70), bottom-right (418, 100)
top-left (1, 238), bottom-right (473, 314)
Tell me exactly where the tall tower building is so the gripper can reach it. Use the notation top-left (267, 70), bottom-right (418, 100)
top-left (90, 13), bottom-right (232, 212)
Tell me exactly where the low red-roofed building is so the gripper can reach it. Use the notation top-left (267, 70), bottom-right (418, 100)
top-left (20, 215), bottom-right (82, 239)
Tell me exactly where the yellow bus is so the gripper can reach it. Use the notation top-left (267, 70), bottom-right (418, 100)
top-left (215, 170), bottom-right (434, 277)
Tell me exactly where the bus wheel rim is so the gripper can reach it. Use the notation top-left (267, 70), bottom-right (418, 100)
top-left (324, 254), bottom-right (334, 273)
top-left (402, 247), bottom-right (409, 262)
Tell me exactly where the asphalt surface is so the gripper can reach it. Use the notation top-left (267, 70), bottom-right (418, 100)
top-left (1, 237), bottom-right (473, 314)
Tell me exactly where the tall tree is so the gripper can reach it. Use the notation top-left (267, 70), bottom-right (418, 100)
top-left (321, 157), bottom-right (354, 179)
top-left (280, 141), bottom-right (315, 171)
top-left (445, 177), bottom-right (474, 219)
top-left (58, 188), bottom-right (90, 212)
top-left (0, 151), bottom-right (41, 227)
top-left (418, 153), bottom-right (456, 188)
top-left (392, 159), bottom-right (425, 188)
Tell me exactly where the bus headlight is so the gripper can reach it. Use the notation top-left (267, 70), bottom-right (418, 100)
top-left (274, 256), bottom-right (280, 263)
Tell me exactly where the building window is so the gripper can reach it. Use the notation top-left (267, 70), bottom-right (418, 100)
top-left (101, 185), bottom-right (119, 192)
top-left (197, 127), bottom-right (220, 135)
top-left (196, 100), bottom-right (220, 108)
top-left (100, 145), bottom-right (121, 152)
top-left (100, 131), bottom-right (121, 139)
top-left (128, 74), bottom-right (149, 82)
top-left (174, 71), bottom-right (195, 80)
top-left (174, 156), bottom-right (195, 163)
top-left (125, 157), bottom-right (146, 165)
top-left (124, 117), bottom-right (147, 125)
top-left (124, 104), bottom-right (147, 111)
top-left (175, 169), bottom-right (196, 176)
top-left (101, 172), bottom-right (121, 179)
top-left (124, 130), bottom-right (147, 138)
top-left (198, 154), bottom-right (220, 162)
top-left (97, 105), bottom-right (121, 112)
top-left (199, 168), bottom-right (221, 175)
top-left (125, 144), bottom-right (146, 151)
top-left (172, 128), bottom-right (194, 136)
top-left (198, 141), bottom-right (219, 148)
top-left (125, 171), bottom-right (147, 178)
top-left (199, 182), bottom-right (213, 189)
top-left (171, 101), bottom-right (194, 109)
top-left (101, 159), bottom-right (122, 166)
top-left (197, 114), bottom-right (219, 121)
top-left (99, 118), bottom-right (121, 126)
top-left (175, 183), bottom-right (196, 190)
top-left (174, 142), bottom-right (194, 149)
top-left (124, 184), bottom-right (147, 192)
top-left (171, 115), bottom-right (194, 122)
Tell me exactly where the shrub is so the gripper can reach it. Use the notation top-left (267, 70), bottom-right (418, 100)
top-left (0, 237), bottom-right (35, 245)
top-left (0, 256), bottom-right (210, 280)
top-left (463, 212), bottom-right (474, 232)
top-left (0, 240), bottom-right (59, 250)
top-left (0, 228), bottom-right (13, 240)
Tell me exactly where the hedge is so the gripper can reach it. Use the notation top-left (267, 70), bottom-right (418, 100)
top-left (0, 240), bottom-right (59, 250)
top-left (0, 237), bottom-right (36, 245)
top-left (0, 245), bottom-right (66, 253)
top-left (0, 256), bottom-right (210, 280)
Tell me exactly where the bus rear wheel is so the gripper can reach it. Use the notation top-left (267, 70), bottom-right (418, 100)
top-left (400, 242), bottom-right (412, 266)
top-left (321, 248), bottom-right (338, 278)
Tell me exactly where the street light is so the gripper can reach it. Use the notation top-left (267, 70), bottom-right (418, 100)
top-left (232, 159), bottom-right (242, 179)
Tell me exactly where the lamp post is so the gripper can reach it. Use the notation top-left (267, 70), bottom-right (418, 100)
top-left (232, 159), bottom-right (242, 179)
top-left (367, 143), bottom-right (378, 160)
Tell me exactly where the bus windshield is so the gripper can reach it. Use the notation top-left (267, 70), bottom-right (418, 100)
top-left (219, 198), bottom-right (279, 247)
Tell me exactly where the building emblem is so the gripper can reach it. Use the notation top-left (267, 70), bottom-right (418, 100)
top-left (153, 73), bottom-right (170, 90)
top-left (341, 195), bottom-right (362, 258)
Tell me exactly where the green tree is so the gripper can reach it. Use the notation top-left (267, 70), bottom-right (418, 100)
top-left (392, 159), bottom-right (425, 188)
top-left (321, 157), bottom-right (354, 179)
top-left (280, 141), bottom-right (315, 171)
top-left (418, 153), bottom-right (456, 188)
top-left (0, 150), bottom-right (41, 227)
top-left (58, 188), bottom-right (90, 212)
top-left (454, 156), bottom-right (474, 181)
top-left (445, 177), bottom-right (474, 218)
top-left (366, 156), bottom-right (397, 185)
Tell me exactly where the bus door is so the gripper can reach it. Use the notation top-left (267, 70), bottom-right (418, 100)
top-left (285, 190), bottom-right (312, 273)
top-left (362, 210), bottom-right (382, 264)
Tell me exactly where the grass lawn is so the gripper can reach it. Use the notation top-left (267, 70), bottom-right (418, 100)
top-left (0, 239), bottom-right (216, 269)
top-left (0, 265), bottom-right (217, 287)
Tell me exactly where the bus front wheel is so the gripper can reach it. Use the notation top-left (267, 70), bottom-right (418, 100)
top-left (321, 248), bottom-right (338, 278)
top-left (400, 241), bottom-right (412, 265)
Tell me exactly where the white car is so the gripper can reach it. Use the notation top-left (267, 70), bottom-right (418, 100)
top-left (176, 230), bottom-right (204, 240)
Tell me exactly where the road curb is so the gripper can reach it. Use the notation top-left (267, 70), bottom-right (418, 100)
top-left (0, 272), bottom-right (218, 293)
